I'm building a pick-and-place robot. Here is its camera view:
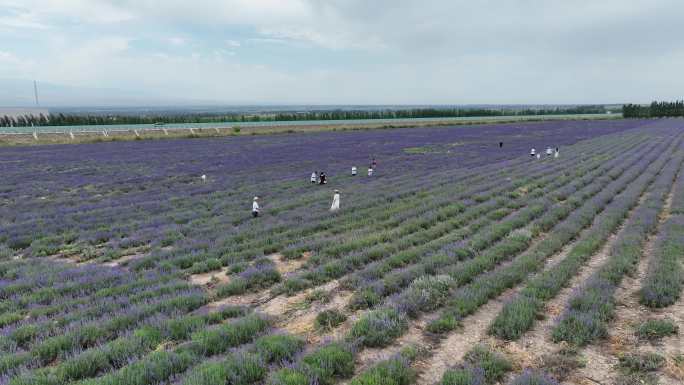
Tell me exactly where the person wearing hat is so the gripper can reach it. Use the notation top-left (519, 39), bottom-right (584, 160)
top-left (252, 196), bottom-right (260, 218)
top-left (330, 190), bottom-right (340, 212)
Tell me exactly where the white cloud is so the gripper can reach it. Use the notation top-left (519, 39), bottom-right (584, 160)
top-left (1, 0), bottom-right (683, 105)
top-left (168, 37), bottom-right (187, 46)
top-left (0, 11), bottom-right (50, 30)
top-left (0, 0), bottom-right (135, 26)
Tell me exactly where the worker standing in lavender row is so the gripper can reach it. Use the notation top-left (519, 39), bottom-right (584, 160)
top-left (330, 190), bottom-right (340, 212)
top-left (252, 196), bottom-right (260, 218)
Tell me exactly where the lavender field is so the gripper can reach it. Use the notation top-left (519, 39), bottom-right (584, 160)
top-left (1, 119), bottom-right (684, 385)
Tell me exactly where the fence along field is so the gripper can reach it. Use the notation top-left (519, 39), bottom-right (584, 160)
top-left (1, 118), bottom-right (683, 385)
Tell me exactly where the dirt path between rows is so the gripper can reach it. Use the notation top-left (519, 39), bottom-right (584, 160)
top-left (190, 252), bottom-right (363, 343)
top-left (257, 279), bottom-right (357, 343)
top-left (188, 266), bottom-right (231, 286)
top-left (101, 251), bottom-right (147, 267)
top-left (415, 286), bottom-right (518, 385)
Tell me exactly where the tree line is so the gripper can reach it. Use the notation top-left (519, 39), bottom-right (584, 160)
top-left (623, 100), bottom-right (684, 118)
top-left (1, 105), bottom-right (607, 128)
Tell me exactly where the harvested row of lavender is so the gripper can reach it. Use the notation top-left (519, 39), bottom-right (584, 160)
top-left (2, 118), bottom-right (684, 385)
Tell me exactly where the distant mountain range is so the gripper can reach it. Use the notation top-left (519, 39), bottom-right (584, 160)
top-left (0, 79), bottom-right (217, 108)
top-left (0, 78), bottom-right (621, 115)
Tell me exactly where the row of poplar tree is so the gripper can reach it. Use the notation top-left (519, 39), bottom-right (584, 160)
top-left (623, 101), bottom-right (684, 118)
top-left (1, 106), bottom-right (608, 128)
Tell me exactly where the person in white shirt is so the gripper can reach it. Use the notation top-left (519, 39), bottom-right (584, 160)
top-left (368, 167), bottom-right (373, 176)
top-left (330, 190), bottom-right (340, 212)
top-left (311, 172), bottom-right (317, 184)
top-left (554, 147), bottom-right (559, 158)
top-left (530, 148), bottom-right (536, 157)
top-left (352, 166), bottom-right (357, 176)
top-left (546, 147), bottom-right (552, 156)
top-left (252, 197), bottom-right (260, 218)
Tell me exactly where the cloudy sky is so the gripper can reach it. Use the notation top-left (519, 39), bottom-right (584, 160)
top-left (1, 0), bottom-right (683, 106)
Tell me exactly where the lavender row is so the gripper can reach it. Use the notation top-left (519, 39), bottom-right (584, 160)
top-left (143, 133), bottom-right (613, 277)
top-left (639, 167), bottom-right (684, 308)
top-left (426, 129), bottom-right (679, 334)
top-left (267, 135), bottom-right (646, 297)
top-left (342, 132), bottom-right (667, 351)
top-left (0, 261), bottom-right (208, 379)
top-left (341, 137), bottom-right (652, 308)
top-left (6, 120), bottom-right (627, 258)
top-left (489, 138), bottom-right (684, 340)
top-left (553, 138), bottom-right (684, 345)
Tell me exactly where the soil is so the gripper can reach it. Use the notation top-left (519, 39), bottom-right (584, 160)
top-left (101, 252), bottom-right (146, 267)
top-left (188, 267), bottom-right (231, 286)
top-left (258, 280), bottom-right (356, 343)
top-left (269, 252), bottom-right (311, 275)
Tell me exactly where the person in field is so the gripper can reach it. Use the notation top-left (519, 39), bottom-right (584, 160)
top-left (530, 148), bottom-right (536, 157)
top-left (252, 197), bottom-right (260, 218)
top-left (319, 172), bottom-right (327, 185)
top-left (536, 153), bottom-right (541, 159)
top-left (555, 147), bottom-right (559, 158)
top-left (352, 166), bottom-right (357, 176)
top-left (546, 147), bottom-right (552, 156)
top-left (311, 172), bottom-right (318, 183)
top-left (330, 190), bottom-right (340, 212)
top-left (371, 157), bottom-right (378, 169)
top-left (499, 142), bottom-right (503, 148)
top-left (368, 167), bottom-right (373, 176)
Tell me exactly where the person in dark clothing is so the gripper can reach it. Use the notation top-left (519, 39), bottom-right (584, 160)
top-left (319, 172), bottom-right (327, 185)
top-left (499, 142), bottom-right (503, 148)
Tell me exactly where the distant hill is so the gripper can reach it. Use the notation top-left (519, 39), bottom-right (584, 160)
top-left (0, 79), bottom-right (216, 108)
